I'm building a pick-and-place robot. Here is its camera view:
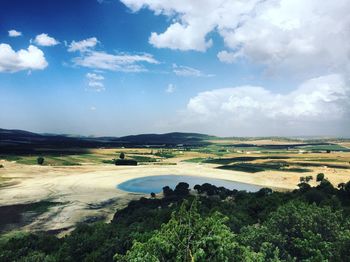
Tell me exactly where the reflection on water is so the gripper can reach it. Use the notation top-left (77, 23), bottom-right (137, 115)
top-left (117, 175), bottom-right (261, 194)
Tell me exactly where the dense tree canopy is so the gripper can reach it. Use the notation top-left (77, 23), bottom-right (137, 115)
top-left (1, 179), bottom-right (350, 261)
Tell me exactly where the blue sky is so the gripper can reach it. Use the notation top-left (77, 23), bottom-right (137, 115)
top-left (1, 0), bottom-right (349, 137)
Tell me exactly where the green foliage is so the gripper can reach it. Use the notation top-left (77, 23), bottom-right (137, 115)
top-left (115, 159), bottom-right (137, 166)
top-left (2, 180), bottom-right (350, 261)
top-left (114, 199), bottom-right (261, 262)
top-left (36, 157), bottom-right (44, 165)
top-left (182, 158), bottom-right (207, 163)
top-left (240, 201), bottom-right (347, 261)
top-left (317, 173), bottom-right (325, 182)
top-left (130, 156), bottom-right (157, 163)
top-left (154, 150), bottom-right (176, 158)
top-left (218, 162), bottom-right (311, 173)
top-left (119, 152), bottom-right (125, 160)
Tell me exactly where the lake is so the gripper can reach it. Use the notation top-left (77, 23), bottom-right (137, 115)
top-left (117, 175), bottom-right (261, 194)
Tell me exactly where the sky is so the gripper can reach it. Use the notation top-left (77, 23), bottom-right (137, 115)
top-left (0, 0), bottom-right (349, 137)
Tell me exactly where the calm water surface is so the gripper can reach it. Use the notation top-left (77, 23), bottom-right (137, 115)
top-left (117, 175), bottom-right (261, 194)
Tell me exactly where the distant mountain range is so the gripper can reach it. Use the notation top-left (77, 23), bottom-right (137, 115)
top-left (0, 128), bottom-right (214, 153)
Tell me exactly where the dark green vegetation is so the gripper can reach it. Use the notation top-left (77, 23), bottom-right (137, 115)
top-left (217, 162), bottom-right (311, 173)
top-left (203, 156), bottom-right (289, 164)
top-left (114, 159), bottom-right (138, 166)
top-left (1, 178), bottom-right (350, 261)
top-left (128, 155), bottom-right (157, 163)
top-left (37, 157), bottom-right (44, 165)
top-left (154, 149), bottom-right (176, 158)
top-left (187, 155), bottom-right (350, 173)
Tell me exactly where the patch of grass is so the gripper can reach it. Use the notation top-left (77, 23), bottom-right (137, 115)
top-left (0, 155), bottom-right (21, 161)
top-left (102, 159), bottom-right (115, 164)
top-left (302, 158), bottom-right (342, 162)
top-left (115, 159), bottom-right (138, 166)
top-left (130, 155), bottom-right (157, 162)
top-left (292, 162), bottom-right (350, 169)
top-left (25, 201), bottom-right (60, 214)
top-left (182, 158), bottom-right (208, 163)
top-left (300, 144), bottom-right (350, 151)
top-left (217, 162), bottom-right (311, 173)
top-left (0, 155), bottom-right (82, 166)
top-left (153, 162), bottom-right (177, 165)
top-left (154, 151), bottom-right (176, 158)
top-left (204, 156), bottom-right (289, 165)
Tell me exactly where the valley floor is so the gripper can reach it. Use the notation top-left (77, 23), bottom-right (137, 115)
top-left (0, 153), bottom-right (350, 235)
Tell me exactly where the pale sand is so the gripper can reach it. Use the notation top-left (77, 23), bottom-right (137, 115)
top-left (0, 160), bottom-right (349, 234)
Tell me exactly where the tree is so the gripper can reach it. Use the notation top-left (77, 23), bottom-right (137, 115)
top-left (162, 186), bottom-right (174, 198)
top-left (37, 157), bottom-right (44, 165)
top-left (240, 200), bottom-right (345, 261)
top-left (114, 199), bottom-right (262, 262)
top-left (119, 152), bottom-right (125, 160)
top-left (174, 182), bottom-right (190, 197)
top-left (305, 176), bottom-right (313, 182)
top-left (316, 173), bottom-right (325, 182)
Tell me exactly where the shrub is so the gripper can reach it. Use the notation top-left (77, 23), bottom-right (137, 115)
top-left (37, 157), bottom-right (44, 165)
top-left (114, 159), bottom-right (137, 166)
top-left (316, 173), bottom-right (325, 182)
top-left (119, 152), bottom-right (125, 160)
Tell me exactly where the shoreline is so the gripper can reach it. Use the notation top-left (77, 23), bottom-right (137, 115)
top-left (0, 160), bottom-right (349, 234)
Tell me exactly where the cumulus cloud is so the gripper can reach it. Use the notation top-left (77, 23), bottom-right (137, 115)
top-left (8, 30), bottom-right (22, 37)
top-left (121, 0), bottom-right (350, 77)
top-left (88, 81), bottom-right (105, 91)
top-left (73, 51), bottom-right (159, 72)
top-left (171, 74), bottom-right (350, 136)
top-left (217, 51), bottom-right (240, 64)
top-left (0, 43), bottom-right (48, 73)
top-left (120, 0), bottom-right (259, 51)
top-left (165, 83), bottom-right (175, 93)
top-left (68, 37), bottom-right (99, 52)
top-left (34, 33), bottom-right (59, 46)
top-left (173, 64), bottom-right (213, 77)
top-left (86, 72), bottom-right (105, 91)
top-left (149, 22), bottom-right (213, 52)
top-left (86, 72), bottom-right (104, 81)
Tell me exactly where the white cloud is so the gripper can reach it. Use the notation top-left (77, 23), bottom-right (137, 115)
top-left (121, 0), bottom-right (350, 77)
top-left (165, 83), bottom-right (175, 93)
top-left (217, 51), bottom-right (240, 64)
top-left (86, 72), bottom-right (105, 91)
top-left (8, 30), bottom-right (22, 37)
top-left (149, 22), bottom-right (213, 52)
top-left (173, 64), bottom-right (213, 77)
top-left (73, 51), bottom-right (159, 72)
top-left (88, 81), bottom-right (105, 91)
top-left (120, 0), bottom-right (260, 51)
top-left (171, 74), bottom-right (350, 136)
top-left (86, 72), bottom-right (104, 81)
top-left (68, 37), bottom-right (99, 52)
top-left (0, 43), bottom-right (48, 73)
top-left (34, 33), bottom-right (59, 46)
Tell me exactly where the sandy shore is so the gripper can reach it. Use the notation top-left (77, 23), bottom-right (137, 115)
top-left (0, 160), bottom-right (349, 234)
